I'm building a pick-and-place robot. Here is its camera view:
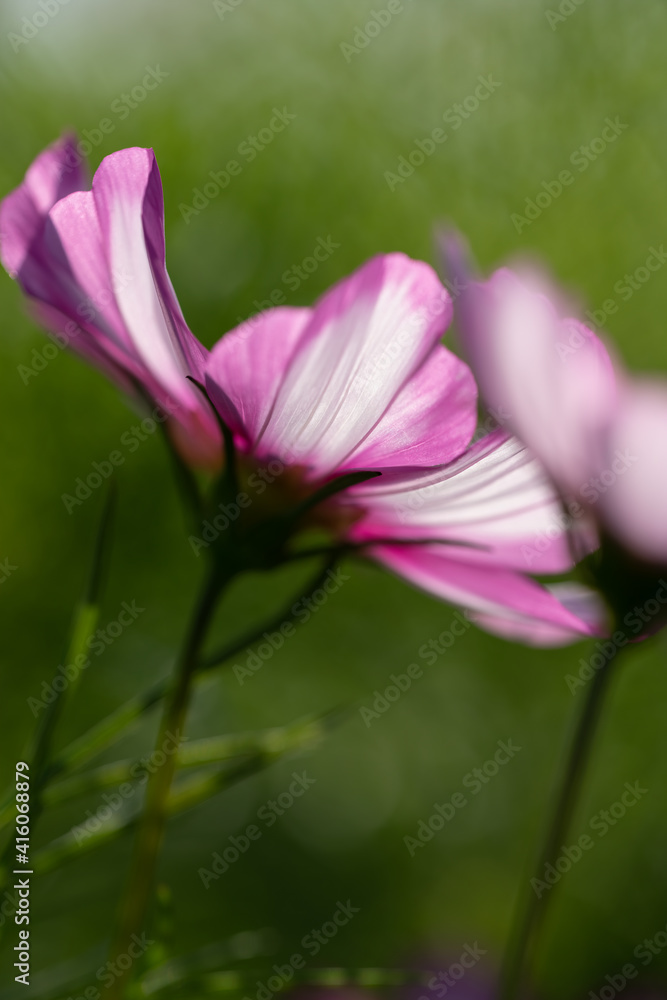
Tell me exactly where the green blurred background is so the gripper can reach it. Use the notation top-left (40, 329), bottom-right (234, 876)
top-left (1, 1), bottom-right (667, 997)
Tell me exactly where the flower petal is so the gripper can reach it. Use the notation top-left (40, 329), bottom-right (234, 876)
top-left (28, 300), bottom-right (137, 392)
top-left (350, 431), bottom-right (595, 574)
top-left (341, 343), bottom-right (477, 470)
top-left (91, 147), bottom-right (202, 404)
top-left (600, 379), bottom-right (667, 562)
top-left (257, 253), bottom-right (452, 473)
top-left (0, 133), bottom-right (88, 278)
top-left (205, 307), bottom-right (312, 453)
top-left (42, 190), bottom-right (133, 351)
top-left (467, 582), bottom-right (609, 646)
top-left (370, 544), bottom-right (605, 646)
top-left (136, 151), bottom-right (211, 382)
top-left (2, 141), bottom-right (220, 467)
top-left (453, 261), bottom-right (617, 497)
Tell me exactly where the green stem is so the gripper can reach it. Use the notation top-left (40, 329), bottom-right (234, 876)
top-left (166, 708), bottom-right (344, 813)
top-left (40, 678), bottom-right (168, 787)
top-left (141, 966), bottom-right (419, 997)
top-left (199, 553), bottom-right (338, 669)
top-left (0, 603), bottom-right (100, 850)
top-left (498, 651), bottom-right (619, 1000)
top-left (32, 708), bottom-right (345, 875)
top-left (24, 963), bottom-right (424, 1000)
top-left (42, 713), bottom-right (340, 807)
top-left (0, 488), bottom-right (115, 914)
top-left (12, 556), bottom-right (340, 797)
top-left (106, 564), bottom-right (226, 999)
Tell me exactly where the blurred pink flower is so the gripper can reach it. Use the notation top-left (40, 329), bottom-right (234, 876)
top-left (446, 238), bottom-right (667, 566)
top-left (0, 135), bottom-right (220, 468)
top-left (205, 252), bottom-right (605, 645)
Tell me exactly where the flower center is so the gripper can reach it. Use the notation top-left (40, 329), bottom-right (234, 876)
top-left (235, 455), bottom-right (366, 538)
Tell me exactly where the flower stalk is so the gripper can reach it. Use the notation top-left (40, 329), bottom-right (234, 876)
top-left (106, 562), bottom-right (227, 998)
top-left (498, 650), bottom-right (620, 1000)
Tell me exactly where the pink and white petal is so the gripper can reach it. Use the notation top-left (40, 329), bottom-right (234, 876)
top-left (371, 544), bottom-right (605, 647)
top-left (469, 582), bottom-right (609, 645)
top-left (341, 343), bottom-right (477, 471)
top-left (600, 379), bottom-right (667, 562)
top-left (28, 300), bottom-right (139, 395)
top-left (137, 151), bottom-right (211, 382)
top-left (455, 264), bottom-right (617, 495)
top-left (349, 431), bottom-right (593, 574)
top-left (205, 307), bottom-right (312, 452)
top-left (42, 191), bottom-right (133, 350)
top-left (1, 186), bottom-right (45, 279)
top-left (168, 407), bottom-right (224, 471)
top-left (31, 303), bottom-right (221, 469)
top-left (24, 133), bottom-right (89, 212)
top-left (0, 134), bottom-right (88, 278)
top-left (92, 148), bottom-right (200, 405)
top-left (15, 203), bottom-right (150, 379)
top-left (259, 253), bottom-right (452, 473)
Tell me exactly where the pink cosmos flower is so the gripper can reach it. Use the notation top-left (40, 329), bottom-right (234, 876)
top-left (0, 135), bottom-right (220, 468)
top-left (204, 252), bottom-right (604, 645)
top-left (445, 237), bottom-right (667, 566)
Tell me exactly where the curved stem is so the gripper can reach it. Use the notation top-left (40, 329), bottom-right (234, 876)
top-left (106, 563), bottom-right (226, 999)
top-left (141, 965), bottom-right (420, 996)
top-left (42, 716), bottom-right (335, 808)
top-left (0, 488), bottom-right (115, 948)
top-left (32, 708), bottom-right (345, 876)
top-left (498, 652), bottom-right (620, 1000)
top-left (199, 553), bottom-right (338, 669)
top-left (40, 678), bottom-right (168, 787)
top-left (18, 556), bottom-right (341, 794)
